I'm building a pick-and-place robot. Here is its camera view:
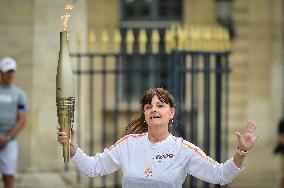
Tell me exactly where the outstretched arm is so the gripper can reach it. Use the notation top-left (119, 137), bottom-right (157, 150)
top-left (57, 127), bottom-right (122, 177)
top-left (184, 121), bottom-right (259, 185)
top-left (233, 121), bottom-right (259, 167)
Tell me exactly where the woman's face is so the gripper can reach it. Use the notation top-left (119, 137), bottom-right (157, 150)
top-left (143, 95), bottom-right (175, 129)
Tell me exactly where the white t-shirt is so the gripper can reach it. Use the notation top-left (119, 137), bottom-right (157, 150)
top-left (71, 133), bottom-right (244, 187)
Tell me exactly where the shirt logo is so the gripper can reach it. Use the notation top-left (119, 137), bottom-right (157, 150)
top-left (144, 165), bottom-right (153, 178)
top-left (152, 151), bottom-right (175, 163)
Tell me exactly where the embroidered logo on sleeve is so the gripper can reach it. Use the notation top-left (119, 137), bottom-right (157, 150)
top-left (144, 165), bottom-right (153, 178)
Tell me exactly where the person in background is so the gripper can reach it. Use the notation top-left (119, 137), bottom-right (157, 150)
top-left (0, 57), bottom-right (27, 188)
top-left (58, 88), bottom-right (259, 187)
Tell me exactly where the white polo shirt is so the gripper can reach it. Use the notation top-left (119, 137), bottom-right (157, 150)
top-left (71, 133), bottom-right (244, 187)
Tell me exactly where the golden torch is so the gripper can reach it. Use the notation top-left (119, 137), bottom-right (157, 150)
top-left (56, 3), bottom-right (74, 163)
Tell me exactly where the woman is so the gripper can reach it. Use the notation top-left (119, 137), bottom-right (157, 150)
top-left (57, 88), bottom-right (259, 187)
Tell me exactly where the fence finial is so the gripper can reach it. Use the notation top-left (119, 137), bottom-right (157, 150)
top-left (126, 29), bottom-right (134, 54)
top-left (202, 26), bottom-right (213, 51)
top-left (177, 25), bottom-right (186, 50)
top-left (88, 29), bottom-right (96, 52)
top-left (113, 29), bottom-right (121, 53)
top-left (151, 29), bottom-right (160, 54)
top-left (101, 29), bottom-right (109, 52)
top-left (188, 25), bottom-right (199, 51)
top-left (138, 29), bottom-right (147, 54)
top-left (184, 25), bottom-right (190, 50)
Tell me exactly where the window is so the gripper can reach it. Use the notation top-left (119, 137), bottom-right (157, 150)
top-left (120, 0), bottom-right (182, 101)
top-left (122, 0), bottom-right (182, 21)
top-left (215, 0), bottom-right (235, 39)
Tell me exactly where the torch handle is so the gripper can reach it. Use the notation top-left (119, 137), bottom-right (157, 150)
top-left (59, 114), bottom-right (71, 163)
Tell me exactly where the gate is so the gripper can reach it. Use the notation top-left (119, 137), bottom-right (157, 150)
top-left (70, 49), bottom-right (230, 188)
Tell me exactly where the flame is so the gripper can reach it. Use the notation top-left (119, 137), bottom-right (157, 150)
top-left (60, 2), bottom-right (74, 31)
top-left (61, 13), bottom-right (71, 31)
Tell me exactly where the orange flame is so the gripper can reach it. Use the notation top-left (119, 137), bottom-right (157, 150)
top-left (60, 2), bottom-right (74, 31)
top-left (60, 13), bottom-right (71, 31)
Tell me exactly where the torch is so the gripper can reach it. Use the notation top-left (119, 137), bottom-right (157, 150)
top-left (56, 2), bottom-right (74, 163)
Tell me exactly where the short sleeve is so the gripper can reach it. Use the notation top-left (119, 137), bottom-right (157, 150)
top-left (18, 89), bottom-right (27, 112)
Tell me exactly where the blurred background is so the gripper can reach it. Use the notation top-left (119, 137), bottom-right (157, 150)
top-left (0, 0), bottom-right (282, 187)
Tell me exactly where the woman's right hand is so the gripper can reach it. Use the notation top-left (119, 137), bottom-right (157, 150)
top-left (57, 125), bottom-right (78, 157)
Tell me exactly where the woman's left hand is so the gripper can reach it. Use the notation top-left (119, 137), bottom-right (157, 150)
top-left (235, 121), bottom-right (259, 151)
